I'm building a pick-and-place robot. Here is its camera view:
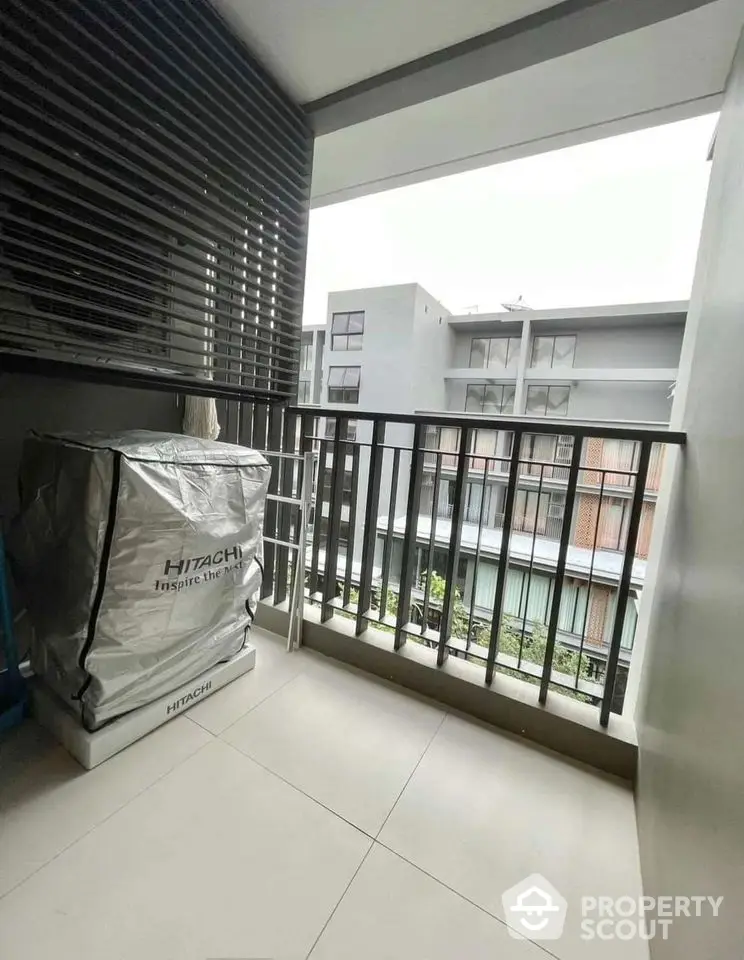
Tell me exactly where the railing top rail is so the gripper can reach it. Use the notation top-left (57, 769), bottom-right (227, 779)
top-left (289, 406), bottom-right (685, 445)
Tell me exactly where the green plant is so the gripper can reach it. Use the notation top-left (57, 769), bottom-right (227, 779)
top-left (331, 571), bottom-right (594, 704)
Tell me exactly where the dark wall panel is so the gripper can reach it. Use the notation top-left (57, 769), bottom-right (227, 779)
top-left (0, 0), bottom-right (313, 402)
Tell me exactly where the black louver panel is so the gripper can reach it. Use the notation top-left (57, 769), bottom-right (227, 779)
top-left (0, 0), bottom-right (312, 401)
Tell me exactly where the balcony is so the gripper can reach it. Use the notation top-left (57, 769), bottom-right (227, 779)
top-left (1, 625), bottom-right (643, 960)
top-left (252, 405), bottom-right (683, 770)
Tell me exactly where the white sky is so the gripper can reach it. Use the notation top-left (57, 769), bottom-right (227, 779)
top-left (302, 113), bottom-right (717, 324)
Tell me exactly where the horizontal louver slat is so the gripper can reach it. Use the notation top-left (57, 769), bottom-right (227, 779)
top-left (0, 0), bottom-right (312, 402)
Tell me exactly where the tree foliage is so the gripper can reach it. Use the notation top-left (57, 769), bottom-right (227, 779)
top-left (334, 568), bottom-right (593, 702)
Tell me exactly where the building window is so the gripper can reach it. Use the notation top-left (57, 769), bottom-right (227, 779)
top-left (324, 418), bottom-right (357, 441)
top-left (557, 580), bottom-right (591, 635)
top-left (298, 380), bottom-right (311, 404)
top-left (521, 433), bottom-right (573, 478)
top-left (331, 311), bottom-right (364, 351)
top-left (514, 489), bottom-right (566, 540)
top-left (525, 385), bottom-right (570, 417)
top-left (465, 383), bottom-right (515, 415)
top-left (469, 336), bottom-right (521, 370)
top-left (597, 497), bottom-right (630, 551)
top-left (300, 341), bottom-right (313, 371)
top-left (601, 438), bottom-right (639, 486)
top-left (531, 335), bottom-right (576, 369)
top-left (423, 425), bottom-right (460, 469)
top-left (328, 366), bottom-right (361, 404)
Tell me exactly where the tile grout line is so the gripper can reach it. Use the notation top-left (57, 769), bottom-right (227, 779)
top-left (0, 734), bottom-right (216, 904)
top-left (187, 665), bottom-right (304, 738)
top-left (304, 840), bottom-right (376, 960)
top-left (373, 838), bottom-right (562, 960)
top-left (217, 736), bottom-right (377, 842)
top-left (374, 708), bottom-right (448, 841)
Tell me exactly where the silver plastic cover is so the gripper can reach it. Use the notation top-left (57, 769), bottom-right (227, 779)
top-left (10, 430), bottom-right (270, 728)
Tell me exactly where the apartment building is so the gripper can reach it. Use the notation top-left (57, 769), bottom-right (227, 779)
top-left (300, 284), bottom-right (686, 688)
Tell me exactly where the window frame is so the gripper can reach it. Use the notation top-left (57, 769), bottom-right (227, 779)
top-left (469, 336), bottom-right (521, 370)
top-left (331, 311), bottom-right (365, 352)
top-left (525, 384), bottom-right (571, 417)
top-left (530, 334), bottom-right (577, 369)
top-left (327, 365), bottom-right (361, 404)
top-left (297, 380), bottom-right (311, 404)
top-left (464, 383), bottom-right (516, 415)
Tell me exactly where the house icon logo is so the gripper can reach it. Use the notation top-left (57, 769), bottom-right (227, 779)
top-left (501, 874), bottom-right (568, 940)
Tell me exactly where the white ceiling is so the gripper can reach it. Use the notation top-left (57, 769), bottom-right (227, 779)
top-left (211, 0), bottom-right (564, 102)
top-left (311, 0), bottom-right (742, 206)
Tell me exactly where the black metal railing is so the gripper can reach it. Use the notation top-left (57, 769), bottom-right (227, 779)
top-left (245, 405), bottom-right (684, 727)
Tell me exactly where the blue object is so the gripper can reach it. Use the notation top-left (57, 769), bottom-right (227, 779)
top-left (0, 531), bottom-right (27, 734)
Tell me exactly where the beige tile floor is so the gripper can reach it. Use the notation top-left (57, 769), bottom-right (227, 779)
top-left (0, 627), bottom-right (648, 960)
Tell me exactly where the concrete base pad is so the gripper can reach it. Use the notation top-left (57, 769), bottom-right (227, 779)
top-left (32, 645), bottom-right (256, 769)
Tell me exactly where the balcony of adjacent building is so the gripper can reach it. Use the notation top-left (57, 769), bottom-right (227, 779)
top-left (445, 303), bottom-right (685, 425)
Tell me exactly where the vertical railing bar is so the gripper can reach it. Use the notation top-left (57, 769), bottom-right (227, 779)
top-left (538, 434), bottom-right (585, 705)
top-left (420, 453), bottom-right (442, 634)
top-left (379, 447), bottom-right (401, 619)
top-left (309, 439), bottom-right (328, 597)
top-left (322, 415), bottom-right (348, 622)
top-left (287, 449), bottom-right (314, 652)
top-left (260, 403), bottom-right (283, 600)
top-left (394, 423), bottom-right (425, 650)
top-left (274, 408), bottom-right (296, 606)
top-left (290, 414), bottom-right (314, 607)
top-left (342, 443), bottom-right (360, 608)
top-left (484, 428), bottom-right (524, 685)
top-left (355, 419), bottom-right (385, 636)
top-left (466, 455), bottom-right (490, 651)
top-left (436, 427), bottom-right (470, 667)
top-left (574, 469), bottom-right (606, 688)
top-left (518, 461), bottom-right (545, 670)
top-left (251, 401), bottom-right (268, 452)
top-left (600, 440), bottom-right (651, 726)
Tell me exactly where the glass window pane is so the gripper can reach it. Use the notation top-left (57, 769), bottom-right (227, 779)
top-left (439, 427), bottom-right (458, 451)
top-left (531, 337), bottom-right (552, 368)
top-left (487, 338), bottom-right (509, 368)
top-left (506, 337), bottom-right (521, 369)
top-left (344, 366), bottom-right (361, 387)
top-left (332, 334), bottom-right (347, 350)
top-left (331, 312), bottom-right (349, 333)
top-left (470, 339), bottom-right (487, 368)
top-left (465, 384), bottom-right (484, 412)
top-left (473, 429), bottom-right (497, 456)
top-left (347, 312), bottom-right (365, 333)
top-left (553, 335), bottom-right (576, 367)
top-left (298, 381), bottom-right (311, 403)
top-left (346, 334), bottom-right (363, 351)
top-left (328, 367), bottom-right (344, 386)
top-left (526, 386), bottom-right (548, 415)
top-left (501, 385), bottom-right (516, 414)
top-left (482, 385), bottom-right (503, 414)
top-left (547, 385), bottom-right (570, 416)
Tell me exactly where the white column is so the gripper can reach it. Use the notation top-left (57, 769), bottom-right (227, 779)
top-left (513, 318), bottom-right (531, 415)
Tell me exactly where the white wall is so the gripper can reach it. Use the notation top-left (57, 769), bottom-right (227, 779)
top-left (411, 286), bottom-right (453, 411)
top-left (324, 284), bottom-right (417, 414)
top-left (635, 28), bottom-right (744, 958)
top-left (565, 381), bottom-right (673, 422)
top-left (571, 325), bottom-right (683, 369)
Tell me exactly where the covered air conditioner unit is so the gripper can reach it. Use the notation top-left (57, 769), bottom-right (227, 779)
top-left (9, 430), bottom-right (270, 733)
